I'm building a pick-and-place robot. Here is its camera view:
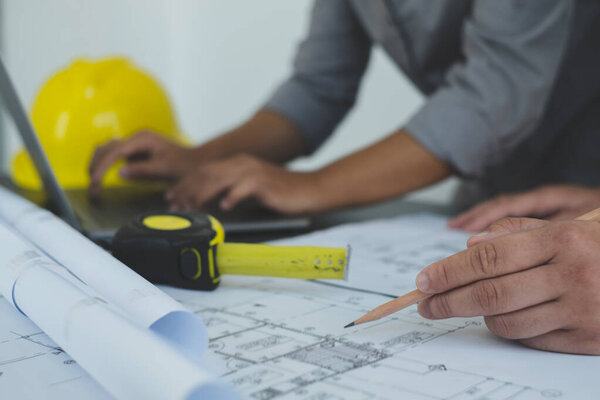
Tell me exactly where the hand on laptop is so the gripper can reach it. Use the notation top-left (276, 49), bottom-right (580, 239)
top-left (416, 217), bottom-right (600, 355)
top-left (88, 131), bottom-right (200, 196)
top-left (165, 154), bottom-right (323, 214)
top-left (448, 185), bottom-right (600, 232)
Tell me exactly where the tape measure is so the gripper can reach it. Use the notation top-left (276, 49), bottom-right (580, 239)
top-left (111, 211), bottom-right (349, 290)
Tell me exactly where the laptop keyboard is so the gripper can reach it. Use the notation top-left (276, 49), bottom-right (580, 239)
top-left (67, 187), bottom-right (167, 230)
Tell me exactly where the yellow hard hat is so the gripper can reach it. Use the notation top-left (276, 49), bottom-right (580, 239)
top-left (11, 57), bottom-right (187, 190)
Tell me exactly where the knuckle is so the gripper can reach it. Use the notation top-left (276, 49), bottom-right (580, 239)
top-left (234, 153), bottom-right (253, 165)
top-left (485, 315), bottom-right (518, 339)
top-left (489, 217), bottom-right (519, 233)
top-left (540, 185), bottom-right (568, 199)
top-left (435, 261), bottom-right (453, 288)
top-left (192, 165), bottom-right (208, 178)
top-left (470, 242), bottom-right (499, 277)
top-left (422, 260), bottom-right (454, 291)
top-left (254, 162), bottom-right (267, 174)
top-left (245, 177), bottom-right (260, 190)
top-left (249, 161), bottom-right (264, 173)
top-left (430, 294), bottom-right (454, 318)
top-left (570, 258), bottom-right (600, 289)
top-left (553, 222), bottom-right (585, 247)
top-left (494, 195), bottom-right (511, 206)
top-left (470, 280), bottom-right (502, 312)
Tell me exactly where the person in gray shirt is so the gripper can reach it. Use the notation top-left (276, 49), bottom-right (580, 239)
top-left (88, 1), bottom-right (600, 355)
top-left (89, 0), bottom-right (573, 215)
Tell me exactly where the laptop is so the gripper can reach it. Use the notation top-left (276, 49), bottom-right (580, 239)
top-left (0, 56), bottom-right (311, 243)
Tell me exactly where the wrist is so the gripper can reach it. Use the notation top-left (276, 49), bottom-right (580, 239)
top-left (190, 141), bottom-right (228, 164)
top-left (304, 169), bottom-right (339, 213)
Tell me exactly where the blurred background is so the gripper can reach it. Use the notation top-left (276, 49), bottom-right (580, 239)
top-left (0, 0), bottom-right (457, 204)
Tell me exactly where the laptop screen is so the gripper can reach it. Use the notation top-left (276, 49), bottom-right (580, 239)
top-left (0, 56), bottom-right (81, 230)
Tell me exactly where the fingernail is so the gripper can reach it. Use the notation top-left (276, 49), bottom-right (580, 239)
top-left (416, 272), bottom-right (430, 292)
top-left (473, 230), bottom-right (489, 237)
top-left (220, 200), bottom-right (231, 210)
top-left (119, 166), bottom-right (129, 178)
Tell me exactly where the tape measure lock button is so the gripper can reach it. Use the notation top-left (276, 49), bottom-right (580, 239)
top-left (142, 215), bottom-right (192, 231)
top-left (179, 248), bottom-right (202, 281)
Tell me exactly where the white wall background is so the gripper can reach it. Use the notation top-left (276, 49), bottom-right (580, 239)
top-left (1, 0), bottom-right (457, 204)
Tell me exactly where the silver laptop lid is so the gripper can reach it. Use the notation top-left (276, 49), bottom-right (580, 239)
top-left (0, 56), bottom-right (81, 230)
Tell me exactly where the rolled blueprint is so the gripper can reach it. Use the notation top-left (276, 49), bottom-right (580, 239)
top-left (0, 221), bottom-right (240, 400)
top-left (0, 186), bottom-right (206, 358)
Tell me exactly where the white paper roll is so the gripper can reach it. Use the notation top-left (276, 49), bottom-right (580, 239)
top-left (0, 220), bottom-right (239, 400)
top-left (0, 186), bottom-right (207, 359)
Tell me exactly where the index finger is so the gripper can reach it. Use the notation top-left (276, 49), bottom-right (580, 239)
top-left (89, 136), bottom-right (154, 192)
top-left (449, 193), bottom-right (543, 232)
top-left (416, 225), bottom-right (556, 294)
top-left (466, 217), bottom-right (548, 248)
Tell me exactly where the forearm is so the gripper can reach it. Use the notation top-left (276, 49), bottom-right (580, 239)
top-left (193, 110), bottom-right (308, 163)
top-left (312, 130), bottom-right (451, 210)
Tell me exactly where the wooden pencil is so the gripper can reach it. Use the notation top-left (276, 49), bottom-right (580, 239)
top-left (344, 206), bottom-right (600, 328)
top-left (344, 289), bottom-right (430, 328)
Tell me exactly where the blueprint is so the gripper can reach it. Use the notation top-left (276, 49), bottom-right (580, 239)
top-left (0, 186), bottom-right (207, 358)
top-left (269, 213), bottom-right (472, 296)
top-left (0, 187), bottom-right (239, 400)
top-left (165, 214), bottom-right (600, 399)
top-left (0, 295), bottom-right (112, 399)
top-left (1, 213), bottom-right (599, 399)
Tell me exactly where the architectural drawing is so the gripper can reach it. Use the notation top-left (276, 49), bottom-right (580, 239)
top-left (1, 214), bottom-right (598, 398)
top-left (0, 295), bottom-right (112, 399)
top-left (165, 272), bottom-right (572, 400)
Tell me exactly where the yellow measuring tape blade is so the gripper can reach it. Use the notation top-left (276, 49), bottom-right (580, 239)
top-left (217, 243), bottom-right (349, 280)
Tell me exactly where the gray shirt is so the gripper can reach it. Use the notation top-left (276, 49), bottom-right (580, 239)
top-left (263, 0), bottom-right (575, 206)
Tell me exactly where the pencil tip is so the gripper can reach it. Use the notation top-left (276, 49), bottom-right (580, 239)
top-left (344, 322), bottom-right (355, 329)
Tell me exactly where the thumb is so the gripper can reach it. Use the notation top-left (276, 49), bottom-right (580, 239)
top-left (466, 217), bottom-right (549, 248)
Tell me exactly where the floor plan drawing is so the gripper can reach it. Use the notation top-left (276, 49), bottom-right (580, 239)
top-left (0, 296), bottom-right (112, 400)
top-left (1, 214), bottom-right (598, 399)
top-left (165, 272), bottom-right (584, 400)
top-left (269, 213), bottom-right (472, 296)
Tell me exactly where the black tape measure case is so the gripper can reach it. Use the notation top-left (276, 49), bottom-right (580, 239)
top-left (111, 211), bottom-right (223, 290)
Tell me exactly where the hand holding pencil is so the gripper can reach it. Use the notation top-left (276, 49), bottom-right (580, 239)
top-left (346, 209), bottom-right (600, 356)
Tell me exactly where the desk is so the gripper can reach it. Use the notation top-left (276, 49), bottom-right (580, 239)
top-left (167, 210), bottom-right (598, 399)
top-left (1, 179), bottom-right (597, 399)
top-left (228, 197), bottom-right (455, 243)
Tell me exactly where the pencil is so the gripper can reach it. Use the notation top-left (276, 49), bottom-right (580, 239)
top-left (344, 206), bottom-right (600, 328)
